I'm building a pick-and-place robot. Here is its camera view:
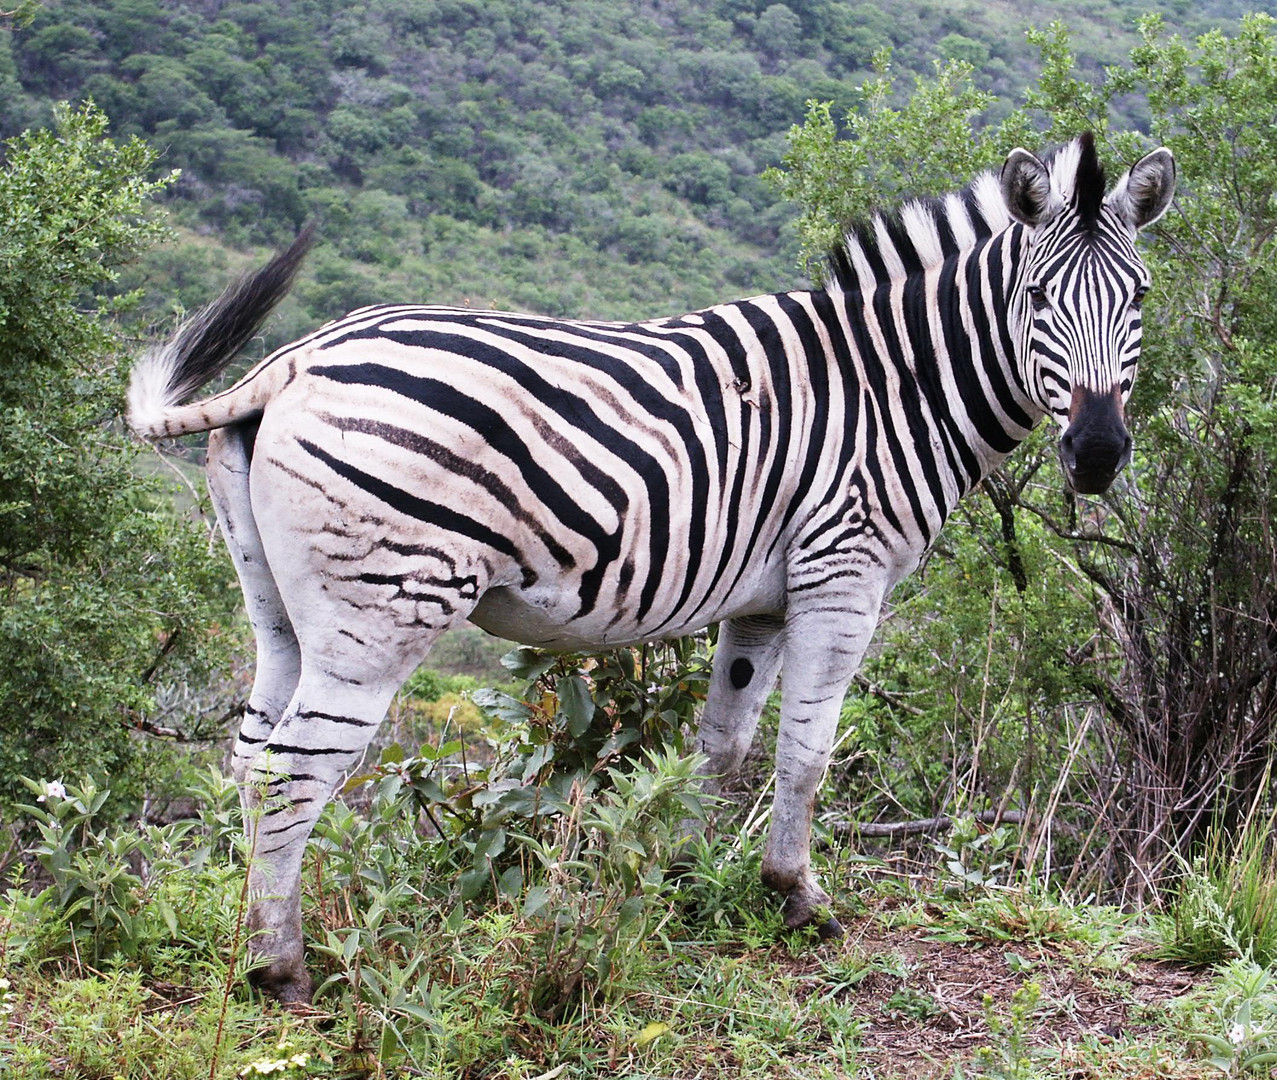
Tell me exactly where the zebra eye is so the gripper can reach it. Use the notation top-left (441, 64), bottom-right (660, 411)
top-left (1132, 284), bottom-right (1150, 308)
top-left (1027, 284), bottom-right (1049, 312)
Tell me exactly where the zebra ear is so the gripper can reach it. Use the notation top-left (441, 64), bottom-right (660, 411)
top-left (1107, 147), bottom-right (1176, 230)
top-left (999, 147), bottom-right (1062, 226)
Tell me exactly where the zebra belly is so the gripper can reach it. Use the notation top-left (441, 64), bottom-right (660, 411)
top-left (470, 569), bottom-right (788, 652)
top-left (470, 587), bottom-right (633, 650)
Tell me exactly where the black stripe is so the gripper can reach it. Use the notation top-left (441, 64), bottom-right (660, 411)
top-left (296, 438), bottom-right (537, 585)
top-left (695, 309), bottom-right (754, 393)
top-left (765, 296), bottom-right (832, 552)
top-left (869, 283), bottom-right (947, 537)
top-left (900, 271), bottom-right (978, 487)
top-left (262, 742), bottom-right (354, 756)
top-left (838, 301), bottom-right (916, 541)
top-left (858, 395), bottom-right (905, 538)
top-left (318, 412), bottom-right (576, 568)
top-left (936, 245), bottom-right (1025, 455)
top-left (295, 709), bottom-right (377, 727)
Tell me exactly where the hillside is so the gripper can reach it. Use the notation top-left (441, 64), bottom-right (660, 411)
top-left (2, 0), bottom-right (1273, 333)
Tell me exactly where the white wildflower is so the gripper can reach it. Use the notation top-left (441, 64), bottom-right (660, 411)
top-left (238, 1040), bottom-right (311, 1077)
top-left (36, 780), bottom-right (66, 803)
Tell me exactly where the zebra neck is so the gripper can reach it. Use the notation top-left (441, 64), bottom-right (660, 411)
top-left (927, 227), bottom-right (1041, 499)
top-left (816, 226), bottom-right (1041, 525)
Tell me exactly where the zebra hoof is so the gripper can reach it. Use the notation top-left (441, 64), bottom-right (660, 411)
top-left (248, 962), bottom-right (314, 1006)
top-left (779, 886), bottom-right (842, 940)
top-left (815, 915), bottom-right (844, 940)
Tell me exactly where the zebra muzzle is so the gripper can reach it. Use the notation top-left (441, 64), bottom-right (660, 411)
top-left (1060, 386), bottom-right (1133, 495)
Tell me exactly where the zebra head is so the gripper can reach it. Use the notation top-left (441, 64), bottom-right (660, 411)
top-left (1000, 133), bottom-right (1176, 494)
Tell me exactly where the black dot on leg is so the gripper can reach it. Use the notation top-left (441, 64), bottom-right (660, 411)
top-left (729, 657), bottom-right (754, 690)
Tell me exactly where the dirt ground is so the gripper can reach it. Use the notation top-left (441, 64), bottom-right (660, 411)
top-left (784, 905), bottom-right (1204, 1078)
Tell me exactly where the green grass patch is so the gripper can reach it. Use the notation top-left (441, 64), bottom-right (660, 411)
top-left (1, 763), bottom-right (1225, 1079)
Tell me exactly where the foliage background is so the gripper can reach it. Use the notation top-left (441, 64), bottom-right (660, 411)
top-left (0, 103), bottom-right (238, 813)
top-left (1, 0), bottom-right (1270, 329)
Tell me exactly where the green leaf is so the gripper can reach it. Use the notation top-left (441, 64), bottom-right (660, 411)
top-left (556, 674), bottom-right (596, 738)
top-left (522, 885), bottom-right (551, 917)
top-left (501, 647), bottom-right (556, 681)
top-left (458, 867), bottom-right (489, 900)
top-left (341, 772), bottom-right (377, 794)
top-left (157, 898), bottom-right (178, 937)
top-left (1189, 1033), bottom-right (1236, 1054)
top-left (617, 894), bottom-right (646, 929)
top-left (472, 826), bottom-right (506, 862)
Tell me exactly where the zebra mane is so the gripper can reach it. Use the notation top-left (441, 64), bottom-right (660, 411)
top-left (823, 136), bottom-right (1103, 297)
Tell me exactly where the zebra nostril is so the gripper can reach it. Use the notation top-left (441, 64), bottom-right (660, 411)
top-left (1060, 431), bottom-right (1077, 468)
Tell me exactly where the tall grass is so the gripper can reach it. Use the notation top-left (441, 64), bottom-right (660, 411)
top-left (1166, 802), bottom-right (1277, 967)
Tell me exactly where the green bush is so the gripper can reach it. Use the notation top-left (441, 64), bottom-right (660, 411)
top-left (0, 103), bottom-right (238, 816)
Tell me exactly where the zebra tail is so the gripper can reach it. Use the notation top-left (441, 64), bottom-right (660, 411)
top-left (127, 226), bottom-right (316, 440)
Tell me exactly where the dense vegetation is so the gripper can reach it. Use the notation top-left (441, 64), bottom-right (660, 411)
top-left (1, 0), bottom-right (1268, 326)
top-left (4, 0), bottom-right (1277, 1076)
top-left (0, 104), bottom-right (238, 815)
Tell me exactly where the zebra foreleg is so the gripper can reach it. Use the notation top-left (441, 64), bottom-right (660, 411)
top-left (696, 613), bottom-right (786, 800)
top-left (762, 587), bottom-right (883, 937)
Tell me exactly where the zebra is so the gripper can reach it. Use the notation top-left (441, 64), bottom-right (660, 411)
top-left (127, 133), bottom-right (1174, 1003)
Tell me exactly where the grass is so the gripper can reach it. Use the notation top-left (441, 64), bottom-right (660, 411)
top-left (0, 765), bottom-right (1244, 1080)
top-left (1164, 804), bottom-right (1277, 969)
top-left (0, 881), bottom-right (1217, 1078)
top-left (4, 649), bottom-right (1271, 1079)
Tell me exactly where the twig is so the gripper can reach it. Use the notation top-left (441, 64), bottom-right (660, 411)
top-left (130, 716), bottom-right (183, 739)
top-left (839, 809), bottom-right (1029, 838)
top-left (851, 673), bottom-right (924, 716)
top-left (139, 628), bottom-right (181, 685)
top-left (1023, 706), bottom-right (1096, 881)
top-left (211, 793), bottom-right (260, 1080)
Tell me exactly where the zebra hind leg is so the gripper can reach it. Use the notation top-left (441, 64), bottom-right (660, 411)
top-left (238, 629), bottom-right (463, 1003)
top-left (205, 427), bottom-right (302, 796)
top-left (239, 538), bottom-right (487, 1001)
top-left (239, 670), bottom-right (410, 1003)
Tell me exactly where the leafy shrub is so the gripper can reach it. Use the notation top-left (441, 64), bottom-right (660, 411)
top-left (5, 771), bottom-right (244, 970)
top-left (0, 103), bottom-right (238, 817)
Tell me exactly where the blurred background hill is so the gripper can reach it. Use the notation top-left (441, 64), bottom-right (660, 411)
top-left (3, 0), bottom-right (1270, 336)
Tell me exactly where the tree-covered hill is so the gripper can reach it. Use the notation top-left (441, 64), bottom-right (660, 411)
top-left (2, 0), bottom-right (1272, 327)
